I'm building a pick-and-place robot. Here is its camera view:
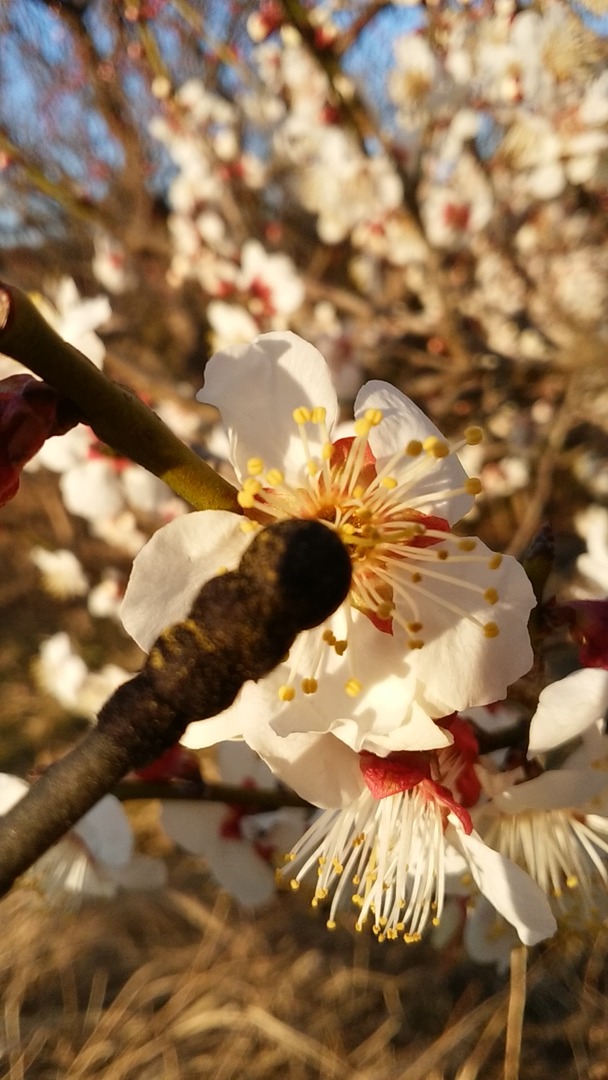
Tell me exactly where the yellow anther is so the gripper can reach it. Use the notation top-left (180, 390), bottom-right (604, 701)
top-left (311, 406), bottom-right (326, 424)
top-left (322, 442), bottom-right (333, 461)
top-left (341, 523), bottom-right (356, 536)
top-left (240, 518), bottom-right (258, 533)
top-left (265, 468), bottom-right (284, 486)
top-left (345, 678), bottom-right (362, 697)
top-left (301, 677), bottom-right (318, 695)
top-left (306, 459), bottom-right (318, 476)
top-left (334, 639), bottom-right (348, 656)
top-left (407, 621), bottom-right (422, 633)
top-left (436, 549), bottom-right (449, 560)
top-left (237, 491), bottom-right (257, 509)
top-left (464, 425), bottom-right (483, 445)
top-left (381, 476), bottom-right (398, 489)
top-left (364, 408), bottom-right (383, 426)
top-left (242, 477), bottom-right (262, 493)
top-left (484, 588), bottom-right (499, 605)
top-left (483, 622), bottom-right (500, 638)
top-left (408, 638), bottom-right (424, 650)
top-left (458, 538), bottom-right (477, 552)
top-left (489, 553), bottom-right (503, 570)
top-left (278, 685), bottom-right (296, 702)
top-left (432, 916), bottom-right (440, 926)
top-left (411, 571), bottom-right (422, 583)
top-left (323, 629), bottom-right (337, 645)
top-left (293, 406), bottom-right (311, 424)
top-left (465, 477), bottom-right (483, 495)
top-left (566, 875), bottom-right (578, 889)
top-left (405, 439), bottom-right (422, 457)
top-left (377, 601), bottom-right (394, 619)
top-left (246, 456), bottom-right (264, 476)
top-left (353, 485), bottom-right (365, 499)
top-left (353, 417), bottom-right (372, 437)
top-left (289, 879), bottom-right (300, 891)
top-left (423, 436), bottom-right (449, 459)
top-left (326, 919), bottom-right (337, 930)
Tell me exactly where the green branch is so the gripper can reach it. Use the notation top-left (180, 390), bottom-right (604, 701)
top-left (0, 281), bottom-right (239, 512)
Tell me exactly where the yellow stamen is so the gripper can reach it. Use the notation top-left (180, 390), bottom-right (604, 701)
top-left (278, 685), bottom-right (296, 702)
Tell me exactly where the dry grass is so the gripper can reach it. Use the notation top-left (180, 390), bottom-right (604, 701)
top-left (0, 862), bottom-right (607, 1080)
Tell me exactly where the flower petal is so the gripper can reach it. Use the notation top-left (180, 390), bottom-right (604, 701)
top-left (241, 688), bottom-right (365, 807)
top-left (452, 828), bottom-right (557, 945)
top-left (74, 794), bottom-right (133, 868)
top-left (401, 543), bottom-right (535, 715)
top-left (355, 381), bottom-right (472, 523)
top-left (489, 769), bottom-right (608, 813)
top-left (161, 801), bottom-right (276, 906)
top-left (198, 332), bottom-right (339, 485)
top-left (528, 668), bottom-right (608, 755)
top-left (121, 510), bottom-right (248, 650)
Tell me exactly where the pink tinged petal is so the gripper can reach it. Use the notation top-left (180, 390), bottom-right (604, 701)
top-left (528, 668), bottom-right (608, 755)
top-left (0, 774), bottom-right (29, 814)
top-left (121, 510), bottom-right (248, 651)
top-left (60, 459), bottom-right (125, 521)
top-left (198, 332), bottom-right (339, 485)
top-left (161, 801), bottom-right (276, 906)
top-left (355, 381), bottom-right (473, 523)
top-left (73, 795), bottom-right (133, 868)
top-left (492, 769), bottom-right (608, 813)
top-left (452, 828), bottom-right (557, 946)
top-left (405, 545), bottom-right (535, 716)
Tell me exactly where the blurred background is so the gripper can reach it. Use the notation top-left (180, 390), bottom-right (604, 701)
top-left (0, 1), bottom-right (608, 1076)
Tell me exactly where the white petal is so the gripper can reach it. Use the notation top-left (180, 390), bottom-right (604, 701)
top-left (489, 769), bottom-right (608, 813)
top-left (217, 741), bottom-right (276, 787)
top-left (198, 332), bottom-right (339, 485)
top-left (120, 465), bottom-right (170, 514)
top-left (528, 668), bottom-right (608, 755)
top-left (355, 381), bottom-right (472, 523)
top-left (0, 774), bottom-right (29, 814)
top-left (402, 545), bottom-right (535, 714)
top-left (74, 794), bottom-right (133, 868)
top-left (161, 801), bottom-right (276, 906)
top-left (453, 828), bottom-right (557, 946)
top-left (121, 510), bottom-right (248, 650)
top-left (180, 703), bottom-right (245, 748)
top-left (241, 690), bottom-right (364, 808)
top-left (266, 607), bottom-right (449, 752)
top-left (60, 460), bottom-right (125, 521)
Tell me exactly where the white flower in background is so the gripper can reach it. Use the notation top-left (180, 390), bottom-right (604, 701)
top-left (162, 742), bottom-right (308, 907)
top-left (0, 775), bottom-right (166, 905)
top-left (422, 156), bottom-right (493, 249)
top-left (87, 570), bottom-right (125, 621)
top-left (475, 668), bottom-right (608, 909)
top-left (237, 240), bottom-right (305, 321)
top-left (34, 632), bottom-right (130, 720)
top-left (241, 705), bottom-right (555, 945)
top-left (297, 129), bottom-right (403, 244)
top-left (33, 422), bottom-right (173, 534)
top-left (122, 332), bottom-right (535, 750)
top-left (92, 233), bottom-right (135, 294)
top-left (33, 277), bottom-right (111, 369)
top-left (207, 301), bottom-right (261, 351)
top-left (30, 547), bottom-right (89, 599)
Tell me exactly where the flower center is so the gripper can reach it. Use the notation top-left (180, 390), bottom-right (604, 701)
top-left (237, 406), bottom-right (502, 701)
